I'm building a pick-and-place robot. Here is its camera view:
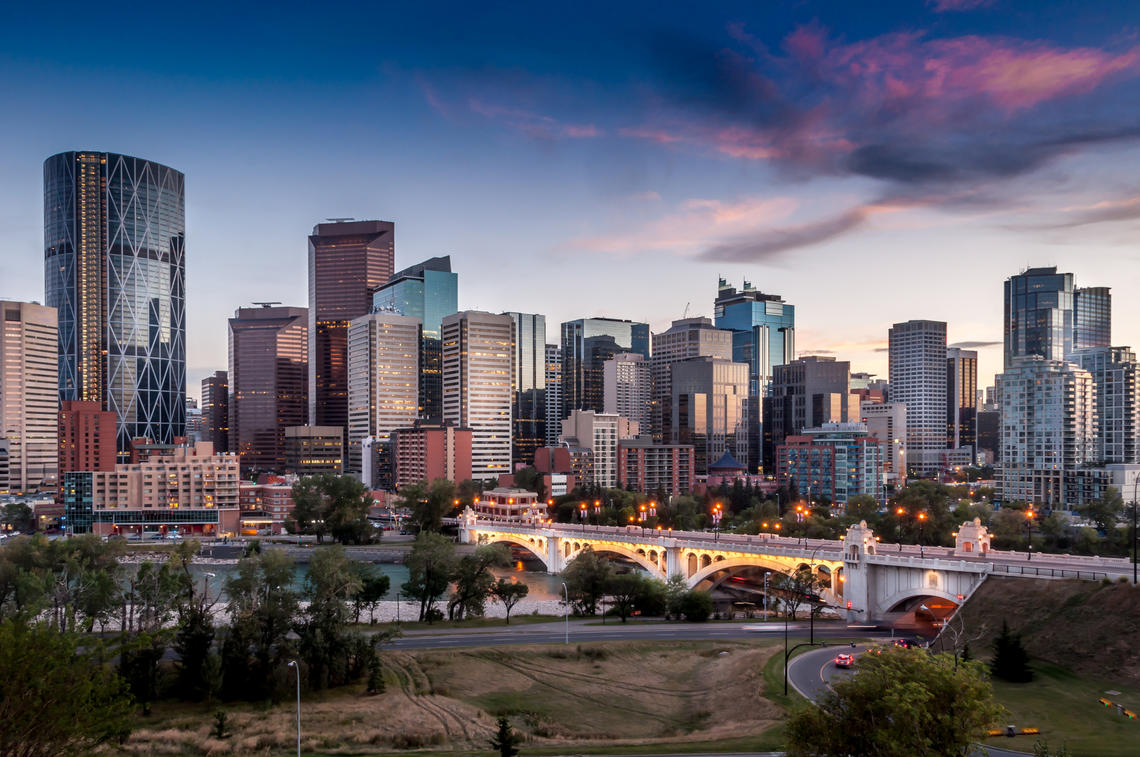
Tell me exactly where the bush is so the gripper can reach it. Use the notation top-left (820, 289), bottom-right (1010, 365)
top-left (677, 590), bottom-right (713, 622)
top-left (990, 619), bottom-right (1033, 683)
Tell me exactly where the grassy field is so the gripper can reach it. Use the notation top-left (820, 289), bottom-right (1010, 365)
top-left (122, 640), bottom-right (788, 755)
top-left (983, 661), bottom-right (1140, 757)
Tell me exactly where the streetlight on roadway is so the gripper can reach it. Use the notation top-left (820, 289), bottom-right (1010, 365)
top-left (561, 582), bottom-right (570, 644)
top-left (711, 502), bottom-right (722, 541)
top-left (1024, 507), bottom-right (1036, 560)
top-left (287, 660), bottom-right (300, 757)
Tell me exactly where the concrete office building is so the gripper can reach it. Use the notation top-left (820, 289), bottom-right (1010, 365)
top-left (372, 256), bottom-right (458, 422)
top-left (618, 436), bottom-right (696, 497)
top-left (284, 425), bottom-right (344, 476)
top-left (544, 344), bottom-right (563, 447)
top-left (393, 423), bottom-right (473, 489)
top-left (1071, 347), bottom-right (1140, 464)
top-left (560, 409), bottom-right (639, 489)
top-left (998, 357), bottom-right (1096, 509)
top-left (650, 317), bottom-right (734, 444)
top-left (1074, 287), bottom-right (1111, 351)
top-left (505, 312), bottom-right (546, 469)
top-left (713, 279), bottom-right (795, 471)
top-left (346, 312), bottom-right (420, 484)
top-left (308, 220), bottom-right (395, 430)
top-left (671, 357), bottom-right (750, 475)
top-left (860, 400), bottom-right (908, 488)
top-left (764, 355), bottom-right (854, 473)
top-left (946, 347), bottom-right (978, 453)
top-left (228, 305), bottom-right (308, 474)
top-left (0, 301), bottom-right (58, 494)
top-left (603, 352), bottom-right (651, 432)
top-left (201, 371), bottom-right (229, 452)
top-left (45, 151), bottom-right (186, 458)
top-left (561, 318), bottom-right (649, 419)
top-left (443, 312), bottom-right (514, 481)
top-left (63, 441), bottom-right (240, 536)
top-left (888, 320), bottom-right (947, 476)
top-left (58, 401), bottom-right (117, 478)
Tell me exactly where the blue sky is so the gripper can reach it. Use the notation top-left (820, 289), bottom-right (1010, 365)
top-left (2, 0), bottom-right (1139, 398)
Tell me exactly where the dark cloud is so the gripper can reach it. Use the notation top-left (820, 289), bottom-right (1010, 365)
top-left (949, 340), bottom-right (1002, 349)
top-left (699, 208), bottom-right (867, 262)
top-left (1027, 199), bottom-right (1140, 230)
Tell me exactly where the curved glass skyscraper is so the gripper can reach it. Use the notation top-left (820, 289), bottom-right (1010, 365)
top-left (45, 151), bottom-right (186, 459)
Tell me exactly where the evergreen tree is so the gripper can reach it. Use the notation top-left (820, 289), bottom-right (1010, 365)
top-left (490, 716), bottom-right (521, 757)
top-left (990, 619), bottom-right (1034, 682)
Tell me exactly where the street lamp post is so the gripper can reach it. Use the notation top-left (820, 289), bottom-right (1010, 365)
top-left (1132, 476), bottom-right (1139, 585)
top-left (561, 582), bottom-right (569, 644)
top-left (1025, 507), bottom-right (1036, 561)
top-left (917, 511), bottom-right (927, 558)
top-left (711, 503), bottom-right (722, 542)
top-left (287, 660), bottom-right (300, 757)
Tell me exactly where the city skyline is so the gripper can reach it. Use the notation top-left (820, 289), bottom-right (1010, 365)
top-left (3, 2), bottom-right (1140, 399)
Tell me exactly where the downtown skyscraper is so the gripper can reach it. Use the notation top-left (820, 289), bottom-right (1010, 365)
top-left (888, 320), bottom-right (947, 476)
top-left (0, 301), bottom-right (58, 494)
top-left (44, 151), bottom-right (186, 459)
top-left (443, 312), bottom-right (514, 480)
top-left (560, 317), bottom-right (649, 420)
top-left (308, 220), bottom-right (394, 431)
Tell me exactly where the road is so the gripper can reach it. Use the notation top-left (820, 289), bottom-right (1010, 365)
top-left (385, 619), bottom-right (885, 650)
top-left (785, 645), bottom-right (1032, 757)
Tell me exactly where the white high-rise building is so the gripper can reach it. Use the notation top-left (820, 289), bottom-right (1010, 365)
top-left (0, 301), bottom-right (58, 494)
top-left (544, 344), bottom-right (562, 447)
top-left (347, 312), bottom-right (421, 480)
top-left (443, 311), bottom-right (514, 480)
top-left (888, 320), bottom-right (947, 476)
top-left (1070, 347), bottom-right (1139, 464)
top-left (998, 357), bottom-right (1096, 509)
top-left (560, 409), bottom-right (639, 489)
top-left (603, 352), bottom-right (651, 431)
top-left (860, 400), bottom-right (907, 486)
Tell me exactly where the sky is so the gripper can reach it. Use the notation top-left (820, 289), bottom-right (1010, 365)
top-left (2, 0), bottom-right (1139, 400)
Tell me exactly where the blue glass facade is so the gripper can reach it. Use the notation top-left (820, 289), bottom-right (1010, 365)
top-left (45, 151), bottom-right (186, 460)
top-left (1003, 266), bottom-right (1074, 369)
top-left (560, 318), bottom-right (650, 418)
top-left (713, 279), bottom-right (795, 472)
top-left (372, 256), bottom-right (458, 422)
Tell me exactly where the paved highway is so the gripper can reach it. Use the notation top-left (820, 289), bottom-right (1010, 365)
top-left (385, 619), bottom-right (884, 650)
top-left (785, 645), bottom-right (1032, 757)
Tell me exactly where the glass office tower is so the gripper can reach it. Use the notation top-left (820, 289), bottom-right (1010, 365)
top-left (372, 256), bottom-right (458, 423)
top-left (506, 312), bottom-right (546, 468)
top-left (713, 278), bottom-right (795, 472)
top-left (1074, 286), bottom-right (1111, 351)
top-left (1003, 267), bottom-right (1074, 369)
top-left (45, 151), bottom-right (186, 459)
top-left (308, 220), bottom-right (394, 430)
top-left (560, 318), bottom-right (650, 420)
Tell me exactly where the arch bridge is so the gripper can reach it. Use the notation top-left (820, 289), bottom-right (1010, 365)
top-left (459, 511), bottom-right (1134, 622)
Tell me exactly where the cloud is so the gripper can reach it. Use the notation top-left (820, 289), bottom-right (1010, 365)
top-left (700, 207), bottom-right (868, 261)
top-left (570, 195), bottom-right (798, 255)
top-left (469, 99), bottom-right (602, 140)
top-left (949, 340), bottom-right (1002, 349)
top-left (1029, 195), bottom-right (1140, 229)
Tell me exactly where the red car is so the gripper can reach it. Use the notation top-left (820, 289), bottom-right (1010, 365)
top-left (833, 653), bottom-right (854, 668)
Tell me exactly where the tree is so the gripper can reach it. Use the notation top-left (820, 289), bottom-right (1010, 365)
top-left (676, 589), bottom-right (713, 622)
top-left (222, 549), bottom-right (299, 700)
top-left (561, 546), bottom-right (612, 615)
top-left (785, 648), bottom-right (1006, 757)
top-left (299, 545), bottom-right (366, 690)
top-left (402, 532), bottom-right (456, 622)
top-left (491, 579), bottom-right (529, 624)
top-left (351, 564), bottom-right (390, 625)
top-left (448, 544), bottom-right (509, 620)
top-left (774, 565), bottom-right (827, 620)
top-left (489, 716), bottom-right (521, 757)
top-left (844, 494), bottom-right (880, 523)
top-left (1077, 486), bottom-right (1124, 534)
top-left (291, 474), bottom-right (375, 544)
top-left (366, 650), bottom-right (386, 694)
top-left (398, 478), bottom-right (459, 534)
top-left (0, 502), bottom-right (34, 533)
top-left (0, 620), bottom-right (133, 756)
top-left (990, 619), bottom-right (1034, 683)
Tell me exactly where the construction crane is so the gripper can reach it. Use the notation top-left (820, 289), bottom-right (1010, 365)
top-left (252, 301), bottom-right (281, 308)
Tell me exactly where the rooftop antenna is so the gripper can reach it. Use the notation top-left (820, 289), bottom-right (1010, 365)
top-left (252, 301), bottom-right (281, 308)
top-left (326, 217), bottom-right (354, 223)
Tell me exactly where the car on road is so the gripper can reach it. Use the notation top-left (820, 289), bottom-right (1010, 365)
top-left (891, 638), bottom-right (920, 649)
top-left (833, 653), bottom-right (854, 668)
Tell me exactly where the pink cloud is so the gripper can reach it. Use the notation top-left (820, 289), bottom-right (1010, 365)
top-left (462, 97), bottom-right (603, 139)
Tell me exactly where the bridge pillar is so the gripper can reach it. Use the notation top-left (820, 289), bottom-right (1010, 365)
top-left (664, 543), bottom-right (683, 579)
top-left (841, 520), bottom-right (877, 623)
top-left (546, 535), bottom-right (565, 574)
top-left (458, 507), bottom-right (477, 544)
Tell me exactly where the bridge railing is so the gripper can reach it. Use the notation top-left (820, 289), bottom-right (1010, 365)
top-left (991, 563), bottom-right (1117, 581)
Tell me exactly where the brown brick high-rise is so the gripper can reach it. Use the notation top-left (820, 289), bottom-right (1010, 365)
top-left (308, 220), bottom-right (394, 431)
top-left (58, 401), bottom-right (117, 475)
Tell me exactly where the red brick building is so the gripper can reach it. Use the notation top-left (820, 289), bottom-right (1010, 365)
top-left (393, 423), bottom-right (473, 489)
top-left (617, 436), bottom-right (695, 497)
top-left (58, 401), bottom-right (116, 475)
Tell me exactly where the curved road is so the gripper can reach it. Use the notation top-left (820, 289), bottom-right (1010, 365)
top-left (786, 645), bottom-right (1031, 757)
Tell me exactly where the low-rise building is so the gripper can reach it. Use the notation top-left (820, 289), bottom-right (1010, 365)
top-left (617, 436), bottom-right (695, 497)
top-left (63, 441), bottom-right (240, 537)
top-left (472, 487), bottom-right (545, 521)
top-left (284, 425), bottom-right (344, 476)
top-left (776, 423), bottom-right (884, 506)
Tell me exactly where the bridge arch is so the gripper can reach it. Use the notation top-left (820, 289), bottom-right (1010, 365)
top-left (686, 555), bottom-right (837, 590)
top-left (476, 533), bottom-right (549, 570)
top-left (565, 543), bottom-right (665, 579)
top-left (880, 586), bottom-right (963, 614)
